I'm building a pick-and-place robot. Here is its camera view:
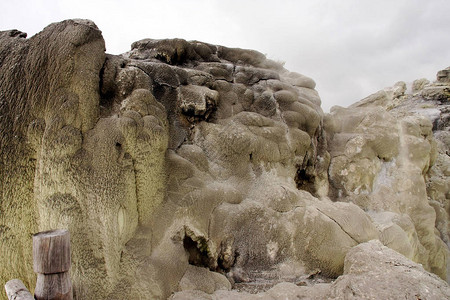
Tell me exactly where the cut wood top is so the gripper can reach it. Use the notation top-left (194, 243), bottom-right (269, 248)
top-left (33, 229), bottom-right (71, 274)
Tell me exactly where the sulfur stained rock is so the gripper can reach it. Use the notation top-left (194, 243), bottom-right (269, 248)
top-left (1, 19), bottom-right (106, 297)
top-left (1, 19), bottom-right (449, 300)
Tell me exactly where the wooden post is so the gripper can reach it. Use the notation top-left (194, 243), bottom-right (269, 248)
top-left (4, 279), bottom-right (34, 300)
top-left (33, 229), bottom-right (73, 300)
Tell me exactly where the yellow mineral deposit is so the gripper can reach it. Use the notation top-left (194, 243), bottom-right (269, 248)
top-left (1, 20), bottom-right (449, 300)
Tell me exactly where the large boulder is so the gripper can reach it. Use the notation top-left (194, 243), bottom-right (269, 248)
top-left (326, 240), bottom-right (450, 299)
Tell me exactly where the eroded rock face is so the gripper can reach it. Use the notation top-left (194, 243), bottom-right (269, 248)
top-left (326, 69), bottom-right (450, 280)
top-left (171, 240), bottom-right (450, 299)
top-left (0, 20), bottom-right (448, 299)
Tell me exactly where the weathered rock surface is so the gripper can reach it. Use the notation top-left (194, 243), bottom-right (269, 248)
top-left (326, 67), bottom-right (450, 281)
top-left (0, 20), bottom-right (448, 299)
top-left (326, 240), bottom-right (450, 300)
top-left (171, 240), bottom-right (450, 299)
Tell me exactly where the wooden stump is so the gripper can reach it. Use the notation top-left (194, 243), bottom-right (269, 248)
top-left (33, 229), bottom-right (73, 300)
top-left (4, 279), bottom-right (34, 300)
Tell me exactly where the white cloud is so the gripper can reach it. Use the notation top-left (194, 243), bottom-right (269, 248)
top-left (1, 0), bottom-right (449, 112)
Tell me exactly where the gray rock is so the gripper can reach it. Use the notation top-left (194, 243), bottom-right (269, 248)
top-left (326, 240), bottom-right (450, 300)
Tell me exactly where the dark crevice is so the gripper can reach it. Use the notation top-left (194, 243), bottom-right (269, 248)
top-left (295, 162), bottom-right (316, 195)
top-left (183, 235), bottom-right (211, 269)
top-left (98, 56), bottom-right (117, 116)
top-left (99, 57), bottom-right (107, 93)
top-left (99, 57), bottom-right (114, 100)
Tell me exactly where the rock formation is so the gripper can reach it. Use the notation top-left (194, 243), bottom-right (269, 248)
top-left (0, 20), bottom-right (448, 299)
top-left (326, 68), bottom-right (450, 281)
top-left (171, 240), bottom-right (450, 299)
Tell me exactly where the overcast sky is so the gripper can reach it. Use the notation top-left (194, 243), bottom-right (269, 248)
top-left (1, 0), bottom-right (449, 111)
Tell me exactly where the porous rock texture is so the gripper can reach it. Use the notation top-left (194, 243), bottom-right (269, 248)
top-left (0, 19), bottom-right (448, 299)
